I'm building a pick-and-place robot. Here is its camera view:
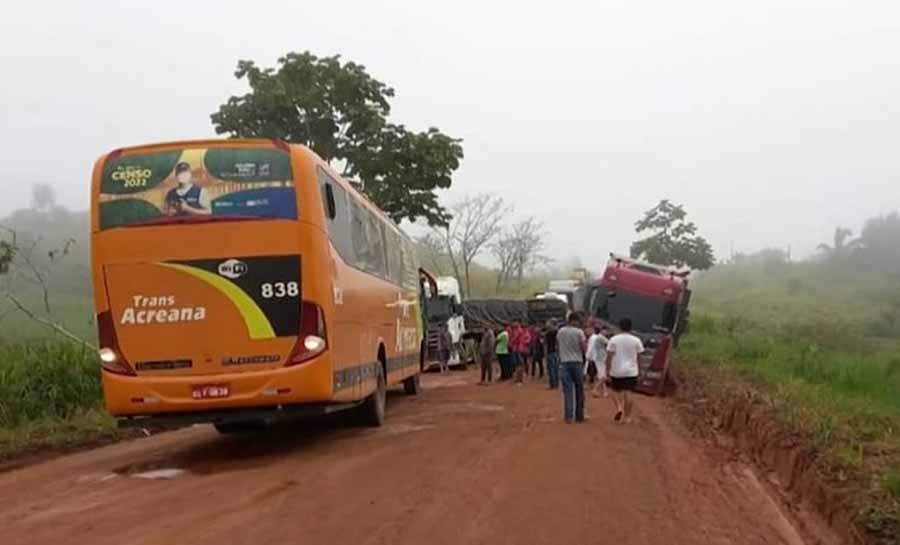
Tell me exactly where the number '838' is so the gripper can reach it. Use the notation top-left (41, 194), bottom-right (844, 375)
top-left (261, 282), bottom-right (299, 298)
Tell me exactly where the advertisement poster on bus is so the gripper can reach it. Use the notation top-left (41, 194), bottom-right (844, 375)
top-left (98, 147), bottom-right (296, 229)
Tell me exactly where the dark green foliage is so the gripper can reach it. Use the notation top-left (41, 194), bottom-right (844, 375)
top-left (211, 51), bottom-right (463, 226)
top-left (884, 471), bottom-right (900, 499)
top-left (630, 199), bottom-right (715, 270)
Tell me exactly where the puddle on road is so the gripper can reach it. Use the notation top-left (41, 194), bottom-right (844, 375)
top-left (432, 402), bottom-right (505, 414)
top-left (379, 423), bottom-right (436, 436)
top-left (426, 379), bottom-right (468, 389)
top-left (77, 472), bottom-right (121, 484)
top-left (132, 468), bottom-right (189, 480)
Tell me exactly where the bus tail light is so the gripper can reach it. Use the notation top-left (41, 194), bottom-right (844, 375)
top-left (96, 311), bottom-right (136, 376)
top-left (286, 301), bottom-right (328, 366)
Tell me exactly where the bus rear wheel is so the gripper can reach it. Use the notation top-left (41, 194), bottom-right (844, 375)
top-left (358, 364), bottom-right (386, 427)
top-left (403, 373), bottom-right (421, 395)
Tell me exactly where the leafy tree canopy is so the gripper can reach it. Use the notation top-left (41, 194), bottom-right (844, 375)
top-left (630, 199), bottom-right (715, 270)
top-left (211, 51), bottom-right (463, 226)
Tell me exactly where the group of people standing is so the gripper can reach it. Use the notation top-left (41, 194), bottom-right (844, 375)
top-left (479, 321), bottom-right (548, 385)
top-left (478, 313), bottom-right (645, 424)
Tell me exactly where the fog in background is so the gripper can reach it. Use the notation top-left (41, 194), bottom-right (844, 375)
top-left (2, 0), bottom-right (898, 268)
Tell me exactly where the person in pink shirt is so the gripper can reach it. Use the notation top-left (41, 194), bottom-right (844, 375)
top-left (510, 321), bottom-right (531, 384)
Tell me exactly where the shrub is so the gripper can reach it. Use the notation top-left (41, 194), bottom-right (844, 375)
top-left (0, 341), bottom-right (102, 427)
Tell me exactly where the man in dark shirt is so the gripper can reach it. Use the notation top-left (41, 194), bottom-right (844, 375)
top-left (530, 326), bottom-right (545, 379)
top-left (545, 320), bottom-right (560, 389)
top-left (479, 328), bottom-right (495, 384)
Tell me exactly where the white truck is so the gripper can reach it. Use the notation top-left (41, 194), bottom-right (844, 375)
top-left (423, 276), bottom-right (467, 369)
top-left (546, 279), bottom-right (581, 309)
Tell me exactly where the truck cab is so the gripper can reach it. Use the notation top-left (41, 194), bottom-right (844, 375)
top-left (422, 276), bottom-right (467, 368)
top-left (577, 255), bottom-right (691, 395)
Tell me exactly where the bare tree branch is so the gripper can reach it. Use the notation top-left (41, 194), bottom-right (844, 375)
top-left (0, 226), bottom-right (93, 347)
top-left (433, 194), bottom-right (508, 298)
top-left (492, 216), bottom-right (551, 288)
top-left (4, 293), bottom-right (95, 349)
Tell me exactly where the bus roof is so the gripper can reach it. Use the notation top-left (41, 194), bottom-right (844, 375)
top-left (97, 138), bottom-right (411, 242)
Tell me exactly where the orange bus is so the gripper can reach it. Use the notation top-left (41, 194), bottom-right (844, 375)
top-left (90, 139), bottom-right (431, 432)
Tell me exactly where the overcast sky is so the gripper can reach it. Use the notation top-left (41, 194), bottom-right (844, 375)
top-left (2, 0), bottom-right (898, 267)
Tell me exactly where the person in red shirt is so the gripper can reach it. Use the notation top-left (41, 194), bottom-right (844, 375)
top-left (510, 321), bottom-right (531, 384)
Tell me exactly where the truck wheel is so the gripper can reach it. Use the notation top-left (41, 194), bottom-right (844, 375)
top-left (403, 373), bottom-right (421, 395)
top-left (358, 364), bottom-right (386, 427)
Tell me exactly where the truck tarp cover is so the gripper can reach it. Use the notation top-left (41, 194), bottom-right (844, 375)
top-left (525, 299), bottom-right (568, 325)
top-left (462, 300), bottom-right (528, 331)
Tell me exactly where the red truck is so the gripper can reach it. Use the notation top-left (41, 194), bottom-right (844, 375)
top-left (574, 254), bottom-right (691, 396)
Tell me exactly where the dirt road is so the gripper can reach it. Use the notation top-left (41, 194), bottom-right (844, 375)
top-left (0, 370), bottom-right (834, 545)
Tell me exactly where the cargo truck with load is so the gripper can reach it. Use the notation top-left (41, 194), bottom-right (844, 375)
top-left (461, 297), bottom-right (568, 343)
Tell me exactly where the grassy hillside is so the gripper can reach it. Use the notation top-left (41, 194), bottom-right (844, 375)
top-left (683, 257), bottom-right (900, 539)
top-left (691, 259), bottom-right (900, 340)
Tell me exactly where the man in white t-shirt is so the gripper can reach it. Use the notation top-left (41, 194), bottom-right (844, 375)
top-left (603, 317), bottom-right (645, 424)
top-left (585, 326), bottom-right (609, 398)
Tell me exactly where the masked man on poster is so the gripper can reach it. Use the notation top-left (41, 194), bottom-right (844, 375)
top-left (163, 162), bottom-right (212, 216)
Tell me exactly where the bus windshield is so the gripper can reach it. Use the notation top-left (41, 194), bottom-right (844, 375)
top-left (98, 146), bottom-right (297, 230)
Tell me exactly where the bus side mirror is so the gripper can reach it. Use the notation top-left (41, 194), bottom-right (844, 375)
top-left (325, 184), bottom-right (337, 219)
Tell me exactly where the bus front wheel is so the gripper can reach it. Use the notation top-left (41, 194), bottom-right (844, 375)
top-left (358, 364), bottom-right (386, 427)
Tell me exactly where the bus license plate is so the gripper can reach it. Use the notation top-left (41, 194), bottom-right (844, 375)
top-left (192, 384), bottom-right (230, 399)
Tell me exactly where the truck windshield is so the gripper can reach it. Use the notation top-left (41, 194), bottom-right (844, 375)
top-left (592, 289), bottom-right (676, 333)
top-left (426, 296), bottom-right (453, 323)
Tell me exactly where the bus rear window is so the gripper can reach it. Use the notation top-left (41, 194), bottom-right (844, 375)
top-left (98, 147), bottom-right (296, 230)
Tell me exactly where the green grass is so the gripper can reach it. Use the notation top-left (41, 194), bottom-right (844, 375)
top-left (884, 471), bottom-right (900, 500)
top-left (0, 408), bottom-right (119, 461)
top-left (0, 341), bottom-right (104, 426)
top-left (682, 259), bottom-right (900, 539)
top-left (691, 261), bottom-right (900, 340)
top-left (681, 312), bottom-right (900, 538)
top-left (0, 340), bottom-right (118, 460)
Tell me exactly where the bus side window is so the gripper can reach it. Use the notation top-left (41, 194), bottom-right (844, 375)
top-left (365, 209), bottom-right (388, 278)
top-left (349, 197), bottom-right (370, 269)
top-left (385, 229), bottom-right (403, 286)
top-left (400, 239), bottom-right (419, 290)
top-left (317, 168), bottom-right (355, 263)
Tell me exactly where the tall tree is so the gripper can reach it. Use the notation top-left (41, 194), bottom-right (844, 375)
top-left (858, 212), bottom-right (900, 269)
top-left (435, 194), bottom-right (507, 298)
top-left (416, 233), bottom-right (453, 276)
top-left (817, 226), bottom-right (860, 258)
top-left (492, 217), bottom-right (550, 288)
top-left (31, 183), bottom-right (56, 212)
top-left (630, 199), bottom-right (715, 270)
top-left (211, 52), bottom-right (463, 226)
